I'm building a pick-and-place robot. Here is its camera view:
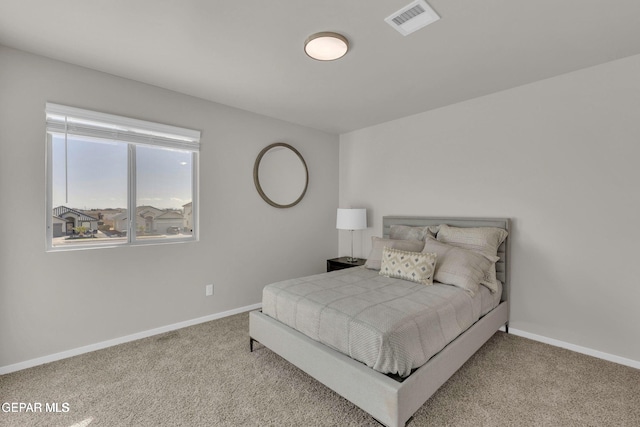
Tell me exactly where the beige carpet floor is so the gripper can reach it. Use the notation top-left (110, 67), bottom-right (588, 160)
top-left (1, 312), bottom-right (639, 427)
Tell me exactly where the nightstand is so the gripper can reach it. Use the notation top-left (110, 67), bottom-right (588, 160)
top-left (327, 257), bottom-right (366, 272)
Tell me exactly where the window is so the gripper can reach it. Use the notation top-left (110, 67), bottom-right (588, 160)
top-left (45, 103), bottom-right (200, 250)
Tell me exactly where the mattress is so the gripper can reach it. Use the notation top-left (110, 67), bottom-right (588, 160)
top-left (262, 266), bottom-right (501, 377)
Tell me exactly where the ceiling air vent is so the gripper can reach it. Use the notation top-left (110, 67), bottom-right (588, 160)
top-left (385, 0), bottom-right (440, 36)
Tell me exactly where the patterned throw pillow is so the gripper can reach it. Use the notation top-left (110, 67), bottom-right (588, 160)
top-left (364, 237), bottom-right (425, 270)
top-left (379, 247), bottom-right (437, 285)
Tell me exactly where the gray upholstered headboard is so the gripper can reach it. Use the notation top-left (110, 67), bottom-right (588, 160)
top-left (382, 216), bottom-right (510, 302)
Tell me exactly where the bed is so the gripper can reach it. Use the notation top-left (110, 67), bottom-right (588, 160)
top-left (249, 216), bottom-right (510, 427)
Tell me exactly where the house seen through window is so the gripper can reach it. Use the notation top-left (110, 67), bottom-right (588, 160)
top-left (46, 103), bottom-right (200, 250)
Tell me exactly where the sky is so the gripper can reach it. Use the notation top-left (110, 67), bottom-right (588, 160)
top-left (51, 135), bottom-right (193, 211)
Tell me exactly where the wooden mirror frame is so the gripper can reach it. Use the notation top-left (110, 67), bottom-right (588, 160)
top-left (253, 142), bottom-right (309, 208)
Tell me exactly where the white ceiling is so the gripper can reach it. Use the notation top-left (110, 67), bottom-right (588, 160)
top-left (2, 0), bottom-right (640, 134)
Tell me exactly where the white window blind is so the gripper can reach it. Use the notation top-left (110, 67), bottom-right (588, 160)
top-left (45, 103), bottom-right (200, 251)
top-left (45, 103), bottom-right (201, 152)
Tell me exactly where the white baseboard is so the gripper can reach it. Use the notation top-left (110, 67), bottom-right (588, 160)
top-left (499, 326), bottom-right (640, 370)
top-left (0, 303), bottom-right (262, 375)
top-left (5, 309), bottom-right (637, 375)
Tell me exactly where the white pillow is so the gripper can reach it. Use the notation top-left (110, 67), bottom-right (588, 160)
top-left (379, 246), bottom-right (437, 285)
top-left (389, 224), bottom-right (439, 241)
top-left (422, 236), bottom-right (492, 296)
top-left (436, 224), bottom-right (507, 293)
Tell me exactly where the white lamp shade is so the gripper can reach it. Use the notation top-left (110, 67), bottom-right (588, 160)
top-left (336, 208), bottom-right (367, 230)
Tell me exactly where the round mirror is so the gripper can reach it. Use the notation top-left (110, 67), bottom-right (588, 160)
top-left (253, 143), bottom-right (309, 208)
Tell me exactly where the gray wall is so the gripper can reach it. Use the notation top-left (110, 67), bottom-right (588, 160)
top-left (339, 54), bottom-right (640, 364)
top-left (0, 46), bottom-right (339, 367)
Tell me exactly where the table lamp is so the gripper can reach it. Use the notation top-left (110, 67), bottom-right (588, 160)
top-left (336, 208), bottom-right (367, 262)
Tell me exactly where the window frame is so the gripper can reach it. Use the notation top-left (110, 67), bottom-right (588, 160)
top-left (45, 103), bottom-right (200, 252)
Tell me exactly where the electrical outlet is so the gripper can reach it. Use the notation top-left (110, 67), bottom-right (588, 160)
top-left (205, 284), bottom-right (214, 296)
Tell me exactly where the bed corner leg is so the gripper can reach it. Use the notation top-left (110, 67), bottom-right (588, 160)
top-left (372, 416), bottom-right (408, 427)
top-left (250, 337), bottom-right (255, 352)
top-left (505, 323), bottom-right (509, 334)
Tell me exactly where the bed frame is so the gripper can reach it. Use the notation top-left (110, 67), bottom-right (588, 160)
top-left (249, 216), bottom-right (510, 427)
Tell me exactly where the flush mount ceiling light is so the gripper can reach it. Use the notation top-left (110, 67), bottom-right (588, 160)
top-left (304, 32), bottom-right (349, 61)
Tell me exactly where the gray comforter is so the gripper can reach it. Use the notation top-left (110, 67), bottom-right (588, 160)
top-left (262, 266), bottom-right (500, 377)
